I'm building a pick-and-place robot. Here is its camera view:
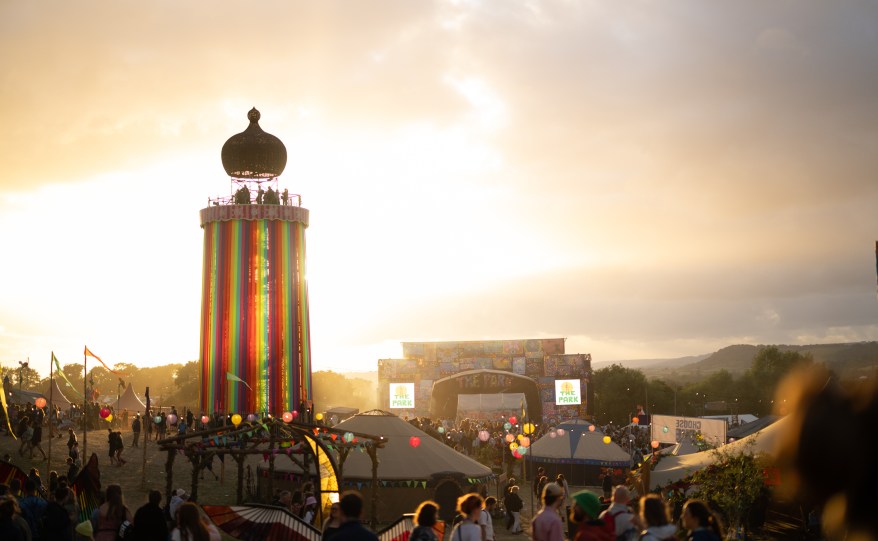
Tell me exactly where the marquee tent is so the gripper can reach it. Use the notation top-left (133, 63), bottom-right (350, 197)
top-left (649, 416), bottom-right (787, 489)
top-left (112, 384), bottom-right (146, 413)
top-left (526, 419), bottom-right (631, 485)
top-left (262, 410), bottom-right (493, 523)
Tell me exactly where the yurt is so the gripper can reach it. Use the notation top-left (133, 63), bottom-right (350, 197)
top-left (113, 384), bottom-right (146, 413)
top-left (525, 420), bottom-right (631, 485)
top-left (260, 410), bottom-right (494, 523)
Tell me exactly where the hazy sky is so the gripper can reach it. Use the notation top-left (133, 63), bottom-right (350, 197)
top-left (2, 0), bottom-right (877, 377)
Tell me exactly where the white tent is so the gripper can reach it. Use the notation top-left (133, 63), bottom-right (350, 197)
top-left (526, 419), bottom-right (631, 485)
top-left (649, 416), bottom-right (787, 489)
top-left (112, 384), bottom-right (146, 413)
top-left (45, 379), bottom-right (74, 409)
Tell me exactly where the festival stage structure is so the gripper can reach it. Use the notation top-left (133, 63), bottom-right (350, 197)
top-left (199, 108), bottom-right (312, 415)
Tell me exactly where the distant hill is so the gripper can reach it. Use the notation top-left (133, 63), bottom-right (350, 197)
top-left (593, 354), bottom-right (710, 371)
top-left (634, 342), bottom-right (878, 380)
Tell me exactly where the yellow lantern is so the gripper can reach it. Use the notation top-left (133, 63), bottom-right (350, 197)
top-left (517, 434), bottom-right (524, 441)
top-left (231, 414), bottom-right (242, 426)
top-left (315, 413), bottom-right (324, 421)
top-left (105, 414), bottom-right (113, 422)
top-left (602, 436), bottom-right (611, 444)
top-left (509, 442), bottom-right (519, 451)
top-left (523, 423), bottom-right (535, 435)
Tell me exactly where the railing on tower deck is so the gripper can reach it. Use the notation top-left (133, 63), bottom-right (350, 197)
top-left (207, 191), bottom-right (303, 207)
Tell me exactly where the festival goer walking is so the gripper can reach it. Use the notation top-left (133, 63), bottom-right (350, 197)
top-left (570, 490), bottom-right (613, 541)
top-left (170, 502), bottom-right (220, 541)
top-left (505, 486), bottom-right (524, 534)
top-left (598, 486), bottom-right (636, 541)
top-left (680, 500), bottom-right (722, 541)
top-left (531, 483), bottom-right (564, 541)
top-left (410, 501), bottom-right (440, 541)
top-left (638, 494), bottom-right (677, 541)
top-left (449, 494), bottom-right (483, 541)
top-left (92, 484), bottom-right (133, 541)
top-left (131, 415), bottom-right (141, 448)
top-left (480, 497), bottom-right (497, 541)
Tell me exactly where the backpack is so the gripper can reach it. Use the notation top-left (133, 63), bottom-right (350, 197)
top-left (607, 508), bottom-right (638, 541)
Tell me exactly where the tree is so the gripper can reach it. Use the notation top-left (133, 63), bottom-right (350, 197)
top-left (592, 364), bottom-right (648, 425)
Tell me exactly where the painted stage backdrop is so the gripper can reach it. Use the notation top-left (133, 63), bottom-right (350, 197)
top-left (378, 339), bottom-right (592, 423)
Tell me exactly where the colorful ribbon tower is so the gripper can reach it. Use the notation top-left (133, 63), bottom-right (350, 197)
top-left (198, 204), bottom-right (312, 415)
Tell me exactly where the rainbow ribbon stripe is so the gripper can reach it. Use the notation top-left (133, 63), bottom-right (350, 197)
top-left (199, 205), bottom-right (311, 415)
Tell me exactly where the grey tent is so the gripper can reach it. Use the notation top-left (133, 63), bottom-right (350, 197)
top-left (112, 384), bottom-right (146, 413)
top-left (44, 379), bottom-right (74, 410)
top-left (526, 419), bottom-right (631, 485)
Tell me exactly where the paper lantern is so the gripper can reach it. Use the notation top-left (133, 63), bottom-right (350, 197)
top-left (503, 422), bottom-right (512, 430)
top-left (509, 442), bottom-right (519, 451)
top-left (508, 416), bottom-right (517, 425)
top-left (282, 412), bottom-right (294, 423)
top-left (247, 414), bottom-right (257, 422)
top-left (409, 436), bottom-right (421, 448)
top-left (201, 415), bottom-right (210, 424)
top-left (588, 425), bottom-right (596, 432)
top-left (517, 434), bottom-right (524, 441)
top-left (632, 417), bottom-right (639, 424)
top-left (556, 428), bottom-right (565, 436)
top-left (651, 440), bottom-right (659, 449)
top-left (231, 414), bottom-right (242, 426)
top-left (292, 410), bottom-right (299, 419)
top-left (519, 437), bottom-right (530, 447)
top-left (478, 430), bottom-right (490, 442)
top-left (662, 426), bottom-right (669, 433)
top-left (167, 414), bottom-right (178, 425)
top-left (517, 445), bottom-right (528, 455)
top-left (505, 434), bottom-right (515, 443)
top-left (315, 413), bottom-right (324, 421)
top-left (602, 436), bottom-right (611, 444)
top-left (105, 414), bottom-right (113, 422)
top-left (438, 427), bottom-right (445, 434)
top-left (512, 448), bottom-right (522, 459)
top-left (100, 408), bottom-right (111, 419)
top-left (343, 432), bottom-right (354, 443)
top-left (154, 416), bottom-right (162, 424)
top-left (35, 397), bottom-right (46, 408)
top-left (549, 431), bottom-right (557, 438)
top-left (522, 423), bottom-right (535, 435)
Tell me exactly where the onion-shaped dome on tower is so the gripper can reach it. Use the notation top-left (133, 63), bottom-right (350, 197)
top-left (221, 108), bottom-right (287, 179)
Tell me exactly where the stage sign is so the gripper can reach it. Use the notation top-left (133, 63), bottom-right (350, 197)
top-left (389, 383), bottom-right (415, 409)
top-left (554, 379), bottom-right (581, 405)
top-left (651, 414), bottom-right (727, 447)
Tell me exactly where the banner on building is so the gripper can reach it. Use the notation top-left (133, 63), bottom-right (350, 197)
top-left (389, 383), bottom-right (415, 409)
top-left (554, 379), bottom-right (581, 405)
top-left (651, 414), bottom-right (727, 447)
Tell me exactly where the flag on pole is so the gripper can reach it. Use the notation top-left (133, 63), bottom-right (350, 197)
top-left (84, 346), bottom-right (126, 376)
top-left (226, 372), bottom-right (252, 390)
top-left (52, 352), bottom-right (84, 399)
top-left (0, 381), bottom-right (15, 439)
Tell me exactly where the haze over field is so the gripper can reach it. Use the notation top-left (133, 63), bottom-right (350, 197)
top-left (2, 1), bottom-right (878, 376)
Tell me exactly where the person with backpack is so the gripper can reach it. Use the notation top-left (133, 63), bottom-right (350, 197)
top-left (504, 486), bottom-right (524, 534)
top-left (479, 497), bottom-right (497, 541)
top-left (680, 500), bottom-right (723, 541)
top-left (570, 490), bottom-right (614, 541)
top-left (637, 495), bottom-right (678, 541)
top-left (449, 494), bottom-right (484, 541)
top-left (599, 486), bottom-right (637, 541)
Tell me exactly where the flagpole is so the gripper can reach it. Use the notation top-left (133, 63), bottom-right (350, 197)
top-left (83, 347), bottom-right (88, 461)
top-left (142, 387), bottom-right (149, 489)
top-left (48, 352), bottom-right (54, 468)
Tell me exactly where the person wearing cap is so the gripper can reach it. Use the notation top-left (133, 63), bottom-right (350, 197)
top-left (531, 482), bottom-right (565, 541)
top-left (169, 488), bottom-right (188, 521)
top-left (570, 490), bottom-right (613, 541)
top-left (303, 495), bottom-right (319, 525)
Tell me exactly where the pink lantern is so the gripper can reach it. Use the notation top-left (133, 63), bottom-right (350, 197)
top-left (247, 414), bottom-right (257, 422)
top-left (409, 436), bottom-right (421, 448)
top-left (508, 416), bottom-right (517, 425)
top-left (651, 440), bottom-right (659, 449)
top-left (519, 437), bottom-right (530, 447)
top-left (35, 397), bottom-right (47, 409)
top-left (478, 430), bottom-right (490, 442)
top-left (167, 414), bottom-right (178, 425)
top-left (505, 434), bottom-right (515, 443)
top-left (99, 407), bottom-right (111, 419)
top-left (556, 428), bottom-right (566, 436)
top-left (291, 410), bottom-right (299, 419)
top-left (549, 431), bottom-right (557, 439)
top-left (588, 425), bottom-right (596, 432)
top-left (201, 415), bottom-right (210, 424)
top-left (282, 412), bottom-right (294, 423)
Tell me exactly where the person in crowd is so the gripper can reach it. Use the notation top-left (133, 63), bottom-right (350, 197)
top-left (112, 430), bottom-right (127, 466)
top-left (302, 496), bottom-right (318, 525)
top-left (290, 491), bottom-right (304, 517)
top-left (107, 428), bottom-right (118, 466)
top-left (43, 486), bottom-right (74, 540)
top-left (0, 496), bottom-right (25, 541)
top-left (18, 418), bottom-right (33, 457)
top-left (170, 502), bottom-right (220, 541)
top-left (321, 501), bottom-right (343, 541)
top-left (503, 477), bottom-right (516, 530)
top-left (570, 490), bottom-right (613, 541)
top-left (601, 470), bottom-right (613, 501)
top-left (131, 415), bottom-right (141, 448)
top-left (27, 468), bottom-right (44, 497)
top-left (329, 491), bottom-right (378, 541)
top-left (92, 484), bottom-right (133, 541)
top-left (449, 494), bottom-right (483, 541)
top-left (532, 482), bottom-right (565, 541)
top-left (30, 420), bottom-right (47, 461)
top-left (555, 474), bottom-right (572, 537)
top-left (132, 490), bottom-right (169, 541)
top-left (19, 479), bottom-right (47, 541)
top-left (66, 457), bottom-right (79, 481)
top-left (599, 486), bottom-right (637, 541)
top-left (479, 496), bottom-right (497, 541)
top-left (680, 500), bottom-right (722, 541)
top-left (504, 485), bottom-right (524, 534)
top-left (638, 494), bottom-right (677, 541)
top-left (169, 489), bottom-right (188, 521)
top-left (410, 501), bottom-right (440, 541)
